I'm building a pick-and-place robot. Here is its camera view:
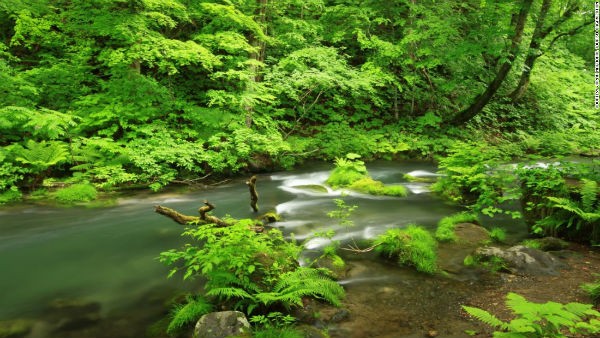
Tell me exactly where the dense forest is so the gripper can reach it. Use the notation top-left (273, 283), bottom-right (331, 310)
top-left (0, 0), bottom-right (596, 201)
top-left (1, 0), bottom-right (599, 337)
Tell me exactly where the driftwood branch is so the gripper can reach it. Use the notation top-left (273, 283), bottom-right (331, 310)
top-left (246, 175), bottom-right (259, 212)
top-left (155, 200), bottom-right (264, 232)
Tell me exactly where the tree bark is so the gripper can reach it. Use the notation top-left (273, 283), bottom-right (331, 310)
top-left (154, 200), bottom-right (232, 227)
top-left (449, 0), bottom-right (533, 125)
top-left (246, 175), bottom-right (259, 212)
top-left (509, 0), bottom-right (552, 102)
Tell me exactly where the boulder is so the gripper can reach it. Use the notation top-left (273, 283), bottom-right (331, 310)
top-left (194, 311), bottom-right (250, 338)
top-left (474, 245), bottom-right (567, 276)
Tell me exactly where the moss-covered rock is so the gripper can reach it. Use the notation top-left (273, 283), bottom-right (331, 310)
top-left (348, 177), bottom-right (408, 197)
top-left (54, 183), bottom-right (98, 203)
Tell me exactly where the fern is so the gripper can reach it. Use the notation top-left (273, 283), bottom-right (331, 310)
top-left (15, 140), bottom-right (69, 171)
top-left (464, 292), bottom-right (600, 337)
top-left (462, 305), bottom-right (507, 330)
top-left (166, 295), bottom-right (213, 335)
top-left (581, 179), bottom-right (598, 213)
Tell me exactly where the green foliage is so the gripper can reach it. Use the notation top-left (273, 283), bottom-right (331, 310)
top-left (159, 220), bottom-right (344, 315)
top-left (431, 142), bottom-right (519, 218)
top-left (373, 225), bottom-right (437, 274)
top-left (581, 274), bottom-right (600, 306)
top-left (53, 183), bottom-right (98, 203)
top-left (489, 227), bottom-right (507, 243)
top-left (536, 179), bottom-right (600, 244)
top-left (14, 140), bottom-right (69, 173)
top-left (348, 178), bottom-right (408, 197)
top-left (326, 154), bottom-right (407, 197)
top-left (0, 186), bottom-right (22, 204)
top-left (250, 312), bottom-right (303, 338)
top-left (166, 295), bottom-right (213, 335)
top-left (435, 212), bottom-right (479, 242)
top-left (326, 154), bottom-right (368, 188)
top-left (463, 292), bottom-right (600, 337)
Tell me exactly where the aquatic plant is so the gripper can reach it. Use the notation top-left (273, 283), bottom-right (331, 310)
top-left (463, 292), bottom-right (600, 337)
top-left (373, 225), bottom-right (437, 274)
top-left (54, 183), bottom-right (98, 203)
top-left (435, 212), bottom-right (479, 242)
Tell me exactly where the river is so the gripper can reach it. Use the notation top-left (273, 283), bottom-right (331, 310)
top-left (0, 160), bottom-right (526, 337)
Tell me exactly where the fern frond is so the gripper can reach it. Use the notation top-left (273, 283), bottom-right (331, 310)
top-left (15, 140), bottom-right (69, 170)
top-left (166, 295), bottom-right (213, 335)
top-left (581, 179), bottom-right (598, 213)
top-left (463, 305), bottom-right (507, 329)
top-left (206, 287), bottom-right (255, 301)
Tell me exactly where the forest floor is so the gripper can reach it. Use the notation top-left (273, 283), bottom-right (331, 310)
top-left (321, 243), bottom-right (600, 338)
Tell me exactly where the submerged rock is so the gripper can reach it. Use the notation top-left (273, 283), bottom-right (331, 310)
top-left (193, 311), bottom-right (250, 338)
top-left (474, 245), bottom-right (567, 276)
top-left (291, 184), bottom-right (329, 193)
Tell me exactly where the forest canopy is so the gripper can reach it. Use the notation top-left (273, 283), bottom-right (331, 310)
top-left (0, 0), bottom-right (596, 201)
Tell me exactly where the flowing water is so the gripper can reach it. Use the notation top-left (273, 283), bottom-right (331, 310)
top-left (0, 160), bottom-right (528, 337)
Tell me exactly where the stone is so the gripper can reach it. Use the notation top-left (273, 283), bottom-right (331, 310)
top-left (193, 311), bottom-right (250, 338)
top-left (474, 245), bottom-right (568, 276)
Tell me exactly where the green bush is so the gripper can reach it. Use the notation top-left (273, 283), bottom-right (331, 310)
top-left (0, 186), bottom-right (22, 204)
top-left (166, 295), bottom-right (213, 335)
top-left (54, 183), bottom-right (98, 203)
top-left (159, 220), bottom-right (345, 316)
top-left (435, 212), bottom-right (479, 242)
top-left (373, 225), bottom-right (437, 274)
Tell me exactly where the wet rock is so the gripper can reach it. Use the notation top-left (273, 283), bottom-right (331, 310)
top-left (330, 309), bottom-right (350, 323)
top-left (260, 211), bottom-right (281, 223)
top-left (453, 223), bottom-right (490, 245)
top-left (533, 237), bottom-right (570, 251)
top-left (474, 245), bottom-right (567, 276)
top-left (193, 311), bottom-right (250, 338)
top-left (438, 223), bottom-right (490, 277)
top-left (0, 319), bottom-right (34, 338)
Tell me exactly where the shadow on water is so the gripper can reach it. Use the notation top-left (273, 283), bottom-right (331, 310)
top-left (0, 160), bottom-right (525, 337)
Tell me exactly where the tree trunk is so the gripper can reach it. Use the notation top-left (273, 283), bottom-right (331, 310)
top-left (509, 0), bottom-right (551, 102)
top-left (449, 0), bottom-right (533, 125)
top-left (246, 175), bottom-right (259, 212)
top-left (244, 0), bottom-right (268, 128)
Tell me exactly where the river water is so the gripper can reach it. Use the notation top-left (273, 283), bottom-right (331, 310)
top-left (0, 160), bottom-right (526, 337)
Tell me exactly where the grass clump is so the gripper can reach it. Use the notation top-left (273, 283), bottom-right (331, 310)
top-left (348, 177), bottom-right (408, 197)
top-left (54, 183), bottom-right (98, 203)
top-left (373, 225), bottom-right (437, 274)
top-left (435, 212), bottom-right (479, 242)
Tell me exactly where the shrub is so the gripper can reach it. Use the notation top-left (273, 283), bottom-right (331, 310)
top-left (463, 292), bottom-right (600, 337)
top-left (159, 220), bottom-right (344, 316)
top-left (54, 183), bottom-right (98, 203)
top-left (373, 225), bottom-right (437, 274)
top-left (435, 212), bottom-right (479, 242)
top-left (0, 186), bottom-right (22, 204)
top-left (166, 295), bottom-right (213, 335)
